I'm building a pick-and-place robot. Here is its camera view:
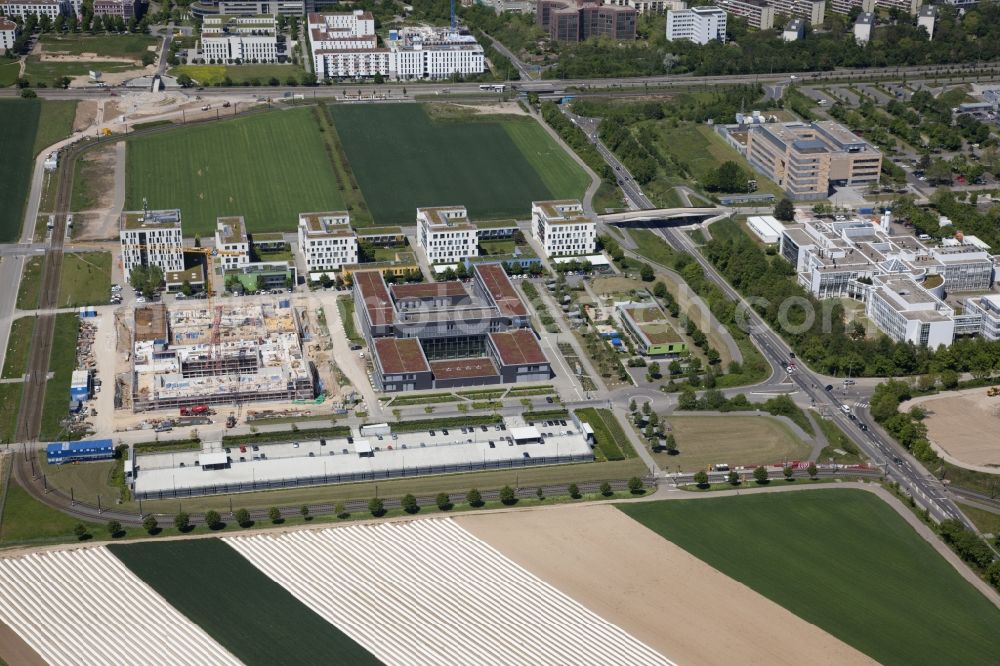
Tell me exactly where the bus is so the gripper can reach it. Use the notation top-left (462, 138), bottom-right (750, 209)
top-left (479, 84), bottom-right (506, 93)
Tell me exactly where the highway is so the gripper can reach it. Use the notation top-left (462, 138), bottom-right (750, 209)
top-left (577, 110), bottom-right (974, 528)
top-left (1, 60), bottom-right (998, 102)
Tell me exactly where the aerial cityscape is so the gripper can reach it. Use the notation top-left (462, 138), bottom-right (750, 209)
top-left (2, 0), bottom-right (1000, 663)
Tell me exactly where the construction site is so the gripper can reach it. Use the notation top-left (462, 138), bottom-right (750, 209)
top-left (129, 303), bottom-right (314, 412)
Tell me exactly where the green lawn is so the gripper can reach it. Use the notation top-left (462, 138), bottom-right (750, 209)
top-left (126, 108), bottom-right (345, 234)
top-left (70, 143), bottom-right (113, 211)
top-left (0, 384), bottom-right (23, 444)
top-left (330, 104), bottom-right (588, 224)
top-left (0, 478), bottom-right (101, 544)
top-left (574, 407), bottom-right (636, 461)
top-left (15, 256), bottom-right (44, 310)
top-left (337, 297), bottom-right (362, 345)
top-left (648, 122), bottom-right (783, 198)
top-left (39, 33), bottom-right (158, 59)
top-left (57, 252), bottom-right (112, 308)
top-left (2, 316), bottom-right (36, 379)
top-left (956, 502), bottom-right (1000, 536)
top-left (39, 313), bottom-right (80, 440)
top-left (32, 100), bottom-right (77, 155)
top-left (109, 540), bottom-right (381, 666)
top-left (620, 490), bottom-right (1000, 666)
top-left (0, 99), bottom-right (41, 243)
top-left (169, 63), bottom-right (308, 86)
top-left (660, 415), bottom-right (811, 473)
top-left (0, 60), bottom-right (20, 87)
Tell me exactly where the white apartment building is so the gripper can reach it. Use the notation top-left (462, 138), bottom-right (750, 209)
top-left (608, 0), bottom-right (687, 14)
top-left (666, 6), bottom-right (726, 45)
top-left (120, 209), bottom-right (185, 275)
top-left (416, 206), bottom-right (479, 264)
top-left (531, 200), bottom-right (596, 257)
top-left (0, 0), bottom-right (63, 19)
top-left (965, 295), bottom-right (1000, 341)
top-left (829, 0), bottom-right (919, 16)
top-left (202, 14), bottom-right (278, 63)
top-left (917, 4), bottom-right (936, 40)
top-left (718, 0), bottom-right (774, 31)
top-left (0, 18), bottom-right (17, 51)
top-left (309, 11), bottom-right (484, 81)
top-left (854, 11), bottom-right (874, 45)
top-left (215, 216), bottom-right (250, 269)
top-left (297, 211), bottom-right (358, 272)
top-left (768, 0), bottom-right (824, 24)
top-left (783, 18), bottom-right (805, 42)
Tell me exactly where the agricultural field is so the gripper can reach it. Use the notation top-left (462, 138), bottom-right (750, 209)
top-left (56, 252), bottom-right (112, 308)
top-left (169, 63), bottom-right (308, 86)
top-left (23, 55), bottom-right (137, 83)
top-left (620, 490), bottom-right (1000, 665)
top-left (661, 415), bottom-right (812, 473)
top-left (330, 104), bottom-right (588, 224)
top-left (32, 100), bottom-right (78, 156)
top-left (110, 539), bottom-right (380, 665)
top-left (125, 109), bottom-right (345, 234)
top-left (0, 547), bottom-right (238, 664)
top-left (226, 520), bottom-right (669, 664)
top-left (0, 100), bottom-right (41, 243)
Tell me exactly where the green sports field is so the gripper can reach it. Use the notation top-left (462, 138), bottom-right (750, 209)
top-left (125, 108), bottom-right (345, 234)
top-left (330, 104), bottom-right (589, 224)
top-left (619, 490), bottom-right (1000, 666)
top-left (0, 99), bottom-right (41, 242)
top-left (109, 539), bottom-right (381, 666)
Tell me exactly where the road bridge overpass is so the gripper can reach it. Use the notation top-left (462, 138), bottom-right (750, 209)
top-left (599, 207), bottom-right (725, 227)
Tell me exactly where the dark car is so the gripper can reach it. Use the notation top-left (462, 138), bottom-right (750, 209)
top-left (825, 384), bottom-right (834, 391)
top-left (546, 396), bottom-right (555, 404)
top-left (859, 423), bottom-right (868, 431)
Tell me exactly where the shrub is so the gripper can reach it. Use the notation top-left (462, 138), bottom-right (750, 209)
top-left (204, 510), bottom-right (223, 530)
top-left (174, 512), bottom-right (190, 531)
top-left (466, 488), bottom-right (484, 508)
top-left (106, 520), bottom-right (122, 538)
top-left (142, 514), bottom-right (158, 534)
top-left (368, 497), bottom-right (385, 517)
top-left (268, 506), bottom-right (283, 524)
top-left (568, 483), bottom-right (581, 499)
top-left (753, 466), bottom-right (770, 484)
top-left (783, 465), bottom-right (794, 481)
top-left (401, 494), bottom-right (419, 514)
top-left (435, 492), bottom-right (452, 511)
top-left (235, 508), bottom-right (252, 528)
top-left (499, 485), bottom-right (517, 505)
top-left (807, 462), bottom-right (818, 479)
top-left (74, 523), bottom-right (89, 540)
top-left (599, 481), bottom-right (613, 497)
top-left (300, 505), bottom-right (311, 520)
top-left (627, 477), bottom-right (643, 494)
top-left (334, 501), bottom-right (348, 519)
top-left (693, 470), bottom-right (709, 488)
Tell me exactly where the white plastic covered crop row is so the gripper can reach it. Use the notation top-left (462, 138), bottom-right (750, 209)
top-left (0, 547), bottom-right (240, 666)
top-left (226, 519), bottom-right (673, 666)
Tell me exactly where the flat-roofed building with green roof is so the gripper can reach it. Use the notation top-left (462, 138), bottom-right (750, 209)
top-left (297, 211), bottom-right (358, 272)
top-left (215, 216), bottom-right (250, 269)
top-left (617, 302), bottom-right (688, 357)
top-left (531, 199), bottom-right (596, 258)
top-left (416, 205), bottom-right (479, 264)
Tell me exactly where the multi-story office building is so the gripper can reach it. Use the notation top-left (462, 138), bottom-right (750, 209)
top-left (0, 0), bottom-right (64, 19)
top-left (531, 200), bottom-right (596, 257)
top-left (964, 295), bottom-right (1000, 341)
top-left (607, 0), bottom-right (683, 14)
top-left (202, 14), bottom-right (278, 63)
top-left (354, 265), bottom-right (549, 391)
top-left (120, 209), bottom-right (185, 275)
top-left (718, 0), bottom-right (773, 30)
top-left (92, 0), bottom-right (140, 19)
top-left (666, 6), bottom-right (726, 43)
top-left (416, 206), bottom-right (479, 264)
top-left (538, 0), bottom-right (637, 42)
top-left (778, 214), bottom-right (996, 347)
top-left (745, 121), bottom-right (882, 200)
top-left (192, 0), bottom-right (309, 18)
top-left (829, 0), bottom-right (919, 16)
top-left (297, 211), bottom-right (359, 272)
top-left (308, 12), bottom-right (484, 80)
top-left (214, 217), bottom-right (250, 269)
top-left (0, 17), bottom-right (17, 51)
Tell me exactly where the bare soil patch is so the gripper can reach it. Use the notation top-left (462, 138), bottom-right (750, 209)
top-left (913, 389), bottom-right (1000, 469)
top-left (74, 100), bottom-right (99, 132)
top-left (0, 619), bottom-right (46, 666)
top-left (458, 504), bottom-right (874, 666)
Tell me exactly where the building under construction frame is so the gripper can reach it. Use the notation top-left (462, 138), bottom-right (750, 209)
top-left (130, 303), bottom-right (314, 412)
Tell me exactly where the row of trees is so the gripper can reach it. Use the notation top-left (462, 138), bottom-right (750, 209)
top-left (692, 463), bottom-right (816, 488)
top-left (544, 6), bottom-right (1000, 79)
